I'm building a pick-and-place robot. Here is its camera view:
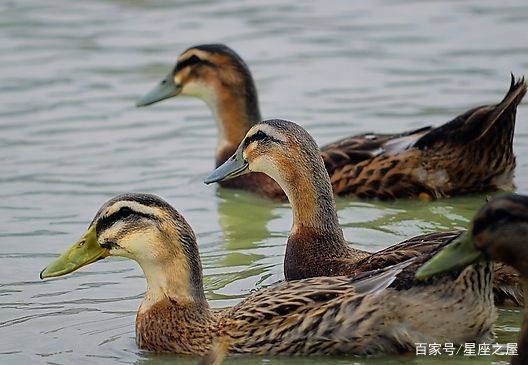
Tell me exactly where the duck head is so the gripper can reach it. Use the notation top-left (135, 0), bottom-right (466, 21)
top-left (40, 193), bottom-right (205, 304)
top-left (137, 43), bottom-right (261, 163)
top-left (417, 194), bottom-right (528, 279)
top-left (205, 119), bottom-right (340, 233)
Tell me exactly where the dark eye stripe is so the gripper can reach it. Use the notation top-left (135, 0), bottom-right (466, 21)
top-left (97, 206), bottom-right (156, 235)
top-left (174, 54), bottom-right (216, 73)
top-left (243, 130), bottom-right (282, 148)
top-left (175, 55), bottom-right (201, 72)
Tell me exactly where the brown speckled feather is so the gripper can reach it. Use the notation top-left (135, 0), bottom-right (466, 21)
top-left (349, 231), bottom-right (462, 276)
top-left (82, 194), bottom-right (496, 358)
top-left (232, 262), bottom-right (492, 356)
top-left (327, 76), bottom-right (526, 200)
top-left (136, 300), bottom-right (219, 354)
top-left (288, 230), bottom-right (522, 306)
top-left (223, 75), bottom-right (526, 200)
top-left (321, 126), bottom-right (432, 174)
top-left (218, 76), bottom-right (525, 200)
top-left (137, 258), bottom-right (494, 357)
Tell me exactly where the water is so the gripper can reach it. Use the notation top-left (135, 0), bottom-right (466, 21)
top-left (1, 0), bottom-right (527, 364)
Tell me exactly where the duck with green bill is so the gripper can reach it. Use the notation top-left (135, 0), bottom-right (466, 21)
top-left (417, 193), bottom-right (528, 365)
top-left (42, 193), bottom-right (496, 357)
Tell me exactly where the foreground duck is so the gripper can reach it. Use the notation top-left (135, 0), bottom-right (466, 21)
top-left (417, 194), bottom-right (528, 365)
top-left (41, 193), bottom-right (495, 356)
top-left (206, 119), bottom-right (523, 305)
top-left (138, 44), bottom-right (526, 200)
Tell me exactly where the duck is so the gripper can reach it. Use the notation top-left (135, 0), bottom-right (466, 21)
top-left (41, 193), bottom-right (495, 357)
top-left (137, 43), bottom-right (526, 201)
top-left (205, 118), bottom-right (523, 305)
top-left (416, 193), bottom-right (528, 365)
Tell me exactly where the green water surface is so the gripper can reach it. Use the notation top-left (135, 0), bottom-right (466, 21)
top-left (1, 0), bottom-right (527, 364)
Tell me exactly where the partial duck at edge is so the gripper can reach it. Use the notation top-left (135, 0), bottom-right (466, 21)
top-left (417, 193), bottom-right (528, 365)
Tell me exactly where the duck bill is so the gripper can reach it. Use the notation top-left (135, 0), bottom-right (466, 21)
top-left (415, 231), bottom-right (483, 280)
top-left (40, 225), bottom-right (108, 279)
top-left (204, 144), bottom-right (249, 184)
top-left (136, 72), bottom-right (182, 107)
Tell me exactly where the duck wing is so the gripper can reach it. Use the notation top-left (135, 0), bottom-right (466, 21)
top-left (322, 75), bottom-right (526, 175)
top-left (414, 75), bottom-right (526, 149)
top-left (355, 231), bottom-right (462, 272)
top-left (352, 230), bottom-right (523, 304)
top-left (321, 126), bottom-right (432, 175)
top-left (228, 257), bottom-right (414, 324)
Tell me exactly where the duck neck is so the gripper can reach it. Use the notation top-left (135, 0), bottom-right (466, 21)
top-left (276, 158), bottom-right (366, 280)
top-left (276, 157), bottom-right (354, 255)
top-left (275, 153), bottom-right (339, 231)
top-left (209, 83), bottom-right (261, 167)
top-left (136, 238), bottom-right (208, 313)
top-left (286, 169), bottom-right (342, 236)
top-left (134, 233), bottom-right (217, 353)
top-left (513, 279), bottom-right (528, 365)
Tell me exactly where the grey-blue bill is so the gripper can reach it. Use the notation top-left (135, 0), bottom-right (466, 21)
top-left (136, 72), bottom-right (182, 107)
top-left (204, 144), bottom-right (249, 184)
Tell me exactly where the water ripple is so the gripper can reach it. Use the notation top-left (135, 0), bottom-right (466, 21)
top-left (0, 1), bottom-right (527, 364)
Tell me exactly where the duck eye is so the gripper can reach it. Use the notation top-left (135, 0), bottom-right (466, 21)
top-left (175, 54), bottom-right (202, 72)
top-left (188, 55), bottom-right (201, 65)
top-left (243, 130), bottom-right (268, 148)
top-left (119, 207), bottom-right (134, 218)
top-left (253, 131), bottom-right (267, 141)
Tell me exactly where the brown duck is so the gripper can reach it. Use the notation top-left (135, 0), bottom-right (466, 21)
top-left (138, 44), bottom-right (526, 200)
top-left (417, 193), bottom-right (528, 365)
top-left (206, 119), bottom-right (523, 305)
top-left (40, 193), bottom-right (495, 358)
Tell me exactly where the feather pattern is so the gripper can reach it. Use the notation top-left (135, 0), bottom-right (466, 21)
top-left (136, 257), bottom-right (495, 356)
top-left (138, 44), bottom-right (527, 200)
top-left (327, 76), bottom-right (525, 199)
top-left (71, 194), bottom-right (499, 359)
